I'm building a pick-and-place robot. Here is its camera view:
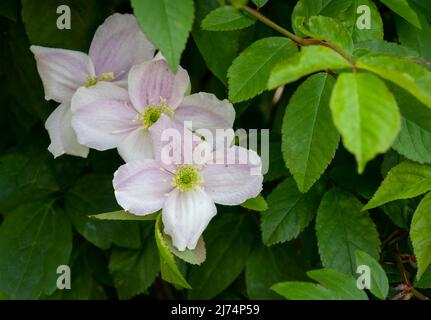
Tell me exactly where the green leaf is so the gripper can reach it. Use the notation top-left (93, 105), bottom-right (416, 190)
top-left (228, 37), bottom-right (297, 102)
top-left (131, 0), bottom-right (194, 71)
top-left (393, 119), bottom-right (431, 164)
top-left (307, 269), bottom-right (368, 299)
top-left (296, 15), bottom-right (353, 54)
top-left (163, 233), bottom-right (206, 266)
top-left (291, 0), bottom-right (353, 35)
top-left (192, 0), bottom-right (250, 84)
top-left (241, 194), bottom-right (268, 211)
top-left (65, 174), bottom-right (141, 250)
top-left (380, 0), bottom-right (421, 28)
top-left (410, 192), bottom-right (431, 280)
top-left (252, 0), bottom-right (269, 8)
top-left (187, 211), bottom-right (255, 299)
top-left (90, 210), bottom-right (159, 221)
top-left (316, 189), bottom-right (381, 274)
top-left (261, 178), bottom-right (326, 246)
top-left (357, 53), bottom-right (431, 109)
top-left (0, 201), bottom-right (72, 299)
top-left (109, 225), bottom-right (160, 299)
top-left (390, 83), bottom-right (431, 133)
top-left (272, 281), bottom-right (335, 300)
top-left (21, 0), bottom-right (103, 51)
top-left (355, 250), bottom-right (389, 299)
top-left (341, 0), bottom-right (383, 43)
top-left (155, 214), bottom-right (191, 289)
top-left (396, 10), bottom-right (431, 60)
top-left (330, 72), bottom-right (401, 173)
top-left (364, 161), bottom-right (431, 209)
top-left (0, 152), bottom-right (58, 212)
top-left (282, 73), bottom-right (339, 192)
top-left (354, 40), bottom-right (419, 58)
top-left (272, 268), bottom-right (368, 300)
top-left (415, 265), bottom-right (431, 288)
top-left (245, 243), bottom-right (306, 299)
top-left (381, 199), bottom-right (416, 229)
top-left (268, 46), bottom-right (351, 89)
top-left (202, 6), bottom-right (255, 31)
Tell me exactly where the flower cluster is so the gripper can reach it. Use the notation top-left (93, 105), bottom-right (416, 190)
top-left (31, 13), bottom-right (263, 251)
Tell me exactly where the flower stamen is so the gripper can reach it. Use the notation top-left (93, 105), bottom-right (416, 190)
top-left (84, 72), bottom-right (115, 87)
top-left (171, 165), bottom-right (203, 192)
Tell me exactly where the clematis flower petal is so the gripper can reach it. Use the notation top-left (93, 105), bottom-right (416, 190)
top-left (128, 59), bottom-right (190, 112)
top-left (89, 13), bottom-right (155, 83)
top-left (71, 82), bottom-right (138, 150)
top-left (202, 146), bottom-right (263, 205)
top-left (148, 114), bottom-right (187, 163)
top-left (162, 187), bottom-right (217, 251)
top-left (30, 46), bottom-right (95, 103)
top-left (113, 160), bottom-right (174, 215)
top-left (174, 92), bottom-right (235, 132)
top-left (45, 102), bottom-right (89, 158)
top-left (118, 128), bottom-right (154, 162)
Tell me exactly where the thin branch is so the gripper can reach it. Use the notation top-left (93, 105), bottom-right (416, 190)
top-left (240, 5), bottom-right (356, 69)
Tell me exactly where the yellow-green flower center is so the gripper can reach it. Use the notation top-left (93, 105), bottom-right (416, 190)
top-left (172, 165), bottom-right (203, 192)
top-left (84, 72), bottom-right (114, 87)
top-left (140, 99), bottom-right (174, 129)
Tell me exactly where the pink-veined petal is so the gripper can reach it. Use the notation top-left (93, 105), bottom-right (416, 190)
top-left (174, 92), bottom-right (235, 131)
top-left (30, 46), bottom-right (94, 103)
top-left (89, 13), bottom-right (155, 81)
top-left (45, 102), bottom-right (89, 158)
top-left (202, 146), bottom-right (263, 205)
top-left (128, 59), bottom-right (190, 112)
top-left (71, 82), bottom-right (138, 150)
top-left (162, 187), bottom-right (217, 251)
top-left (113, 160), bottom-right (174, 215)
top-left (118, 128), bottom-right (154, 162)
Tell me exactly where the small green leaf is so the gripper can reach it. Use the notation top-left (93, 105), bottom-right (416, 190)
top-left (131, 0), bottom-right (194, 71)
top-left (330, 72), bottom-right (401, 173)
top-left (306, 269), bottom-right (368, 300)
top-left (252, 0), bottom-right (269, 8)
top-left (228, 37), bottom-right (297, 102)
top-left (282, 73), bottom-right (339, 192)
top-left (357, 54), bottom-right (431, 109)
top-left (268, 46), bottom-right (351, 89)
top-left (155, 214), bottom-right (191, 289)
top-left (296, 15), bottom-right (353, 54)
top-left (0, 201), bottom-right (72, 299)
top-left (163, 233), bottom-right (206, 266)
top-left (364, 161), bottom-right (431, 210)
top-left (241, 194), bottom-right (268, 211)
top-left (316, 189), bottom-right (381, 274)
top-left (410, 192), bottom-right (431, 280)
top-left (380, 0), bottom-right (421, 28)
top-left (355, 250), bottom-right (389, 299)
top-left (272, 268), bottom-right (368, 300)
top-left (393, 119), bottom-right (431, 164)
top-left (90, 210), bottom-right (158, 221)
top-left (261, 178), bottom-right (326, 246)
top-left (202, 6), bottom-right (255, 31)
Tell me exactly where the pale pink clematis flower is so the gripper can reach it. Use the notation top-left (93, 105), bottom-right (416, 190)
top-left (30, 13), bottom-right (155, 158)
top-left (112, 116), bottom-right (263, 251)
top-left (71, 56), bottom-right (235, 162)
